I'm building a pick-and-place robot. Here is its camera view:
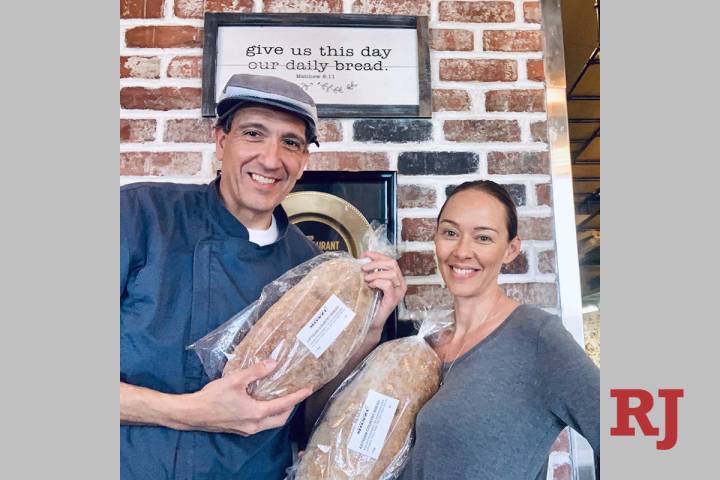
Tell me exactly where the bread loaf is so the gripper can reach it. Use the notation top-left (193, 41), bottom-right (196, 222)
top-left (222, 257), bottom-right (376, 400)
top-left (296, 337), bottom-right (442, 480)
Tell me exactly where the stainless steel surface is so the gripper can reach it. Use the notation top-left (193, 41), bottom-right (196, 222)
top-left (540, 0), bottom-right (584, 346)
top-left (570, 427), bottom-right (597, 480)
top-left (540, 1), bottom-right (596, 478)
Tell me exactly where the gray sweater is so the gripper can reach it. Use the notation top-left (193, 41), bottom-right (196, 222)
top-left (398, 304), bottom-right (599, 480)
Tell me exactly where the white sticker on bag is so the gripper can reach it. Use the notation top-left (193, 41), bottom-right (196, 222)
top-left (347, 389), bottom-right (399, 460)
top-left (296, 294), bottom-right (356, 358)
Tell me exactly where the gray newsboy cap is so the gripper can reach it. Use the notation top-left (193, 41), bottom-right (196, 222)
top-left (216, 74), bottom-right (320, 146)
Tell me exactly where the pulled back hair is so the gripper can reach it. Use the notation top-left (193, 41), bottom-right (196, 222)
top-left (437, 180), bottom-right (519, 240)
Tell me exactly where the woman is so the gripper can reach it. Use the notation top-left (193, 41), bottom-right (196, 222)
top-left (399, 181), bottom-right (599, 480)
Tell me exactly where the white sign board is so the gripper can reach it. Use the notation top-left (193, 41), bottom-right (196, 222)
top-left (202, 14), bottom-right (430, 117)
top-left (216, 26), bottom-right (419, 106)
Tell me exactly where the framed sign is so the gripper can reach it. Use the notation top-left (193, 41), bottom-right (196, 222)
top-left (202, 13), bottom-right (431, 118)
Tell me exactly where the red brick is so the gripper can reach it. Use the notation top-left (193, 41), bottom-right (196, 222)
top-left (120, 56), bottom-right (161, 79)
top-left (125, 26), bottom-right (202, 48)
top-left (501, 282), bottom-right (557, 307)
top-left (551, 462), bottom-right (571, 480)
top-left (174, 0), bottom-right (203, 18)
top-left (317, 120), bottom-right (343, 142)
top-left (120, 87), bottom-right (202, 110)
top-left (439, 1), bottom-right (515, 23)
top-left (551, 429), bottom-right (570, 452)
top-left (120, 119), bottom-right (156, 143)
top-left (488, 152), bottom-right (549, 174)
top-left (175, 0), bottom-right (253, 18)
top-left (120, 155), bottom-right (146, 176)
top-left (401, 218), bottom-right (436, 242)
top-left (264, 0), bottom-right (342, 13)
top-left (307, 152), bottom-right (389, 171)
top-left (352, 0), bottom-right (430, 15)
top-left (439, 59), bottom-right (517, 82)
top-left (120, 152), bottom-right (203, 176)
top-left (484, 30), bottom-right (543, 52)
top-left (527, 59), bottom-right (545, 81)
top-left (430, 29), bottom-right (473, 51)
top-left (486, 89), bottom-right (545, 112)
top-left (398, 185), bottom-right (437, 208)
top-left (165, 118), bottom-right (216, 143)
top-left (444, 120), bottom-right (521, 143)
top-left (524, 2), bottom-right (542, 23)
top-left (207, 0), bottom-right (255, 11)
top-left (432, 89), bottom-right (471, 112)
top-left (530, 121), bottom-right (548, 142)
top-left (536, 183), bottom-right (552, 206)
top-left (167, 56), bottom-right (202, 78)
top-left (121, 0), bottom-right (165, 18)
top-left (405, 285), bottom-right (453, 310)
top-left (519, 217), bottom-right (553, 240)
top-left (399, 251), bottom-right (437, 276)
top-left (538, 249), bottom-right (555, 273)
top-left (500, 251), bottom-right (528, 274)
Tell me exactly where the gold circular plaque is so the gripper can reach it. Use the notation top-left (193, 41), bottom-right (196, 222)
top-left (282, 191), bottom-right (371, 258)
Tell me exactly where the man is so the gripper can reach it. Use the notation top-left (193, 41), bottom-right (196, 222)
top-left (120, 74), bottom-right (405, 479)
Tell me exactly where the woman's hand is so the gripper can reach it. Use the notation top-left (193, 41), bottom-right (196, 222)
top-left (360, 251), bottom-right (407, 332)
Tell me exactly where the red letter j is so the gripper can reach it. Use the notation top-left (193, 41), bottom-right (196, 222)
top-left (656, 389), bottom-right (684, 450)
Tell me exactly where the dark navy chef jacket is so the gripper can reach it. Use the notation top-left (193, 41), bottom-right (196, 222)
top-left (120, 177), bottom-right (319, 479)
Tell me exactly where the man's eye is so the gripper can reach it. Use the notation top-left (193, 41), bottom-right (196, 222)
top-left (242, 130), bottom-right (262, 138)
top-left (283, 139), bottom-right (303, 150)
top-left (476, 235), bottom-right (492, 242)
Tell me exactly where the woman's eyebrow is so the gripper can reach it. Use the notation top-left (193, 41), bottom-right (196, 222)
top-left (439, 219), bottom-right (498, 232)
top-left (439, 219), bottom-right (458, 226)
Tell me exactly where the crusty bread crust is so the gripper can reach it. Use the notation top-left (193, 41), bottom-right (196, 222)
top-left (296, 337), bottom-right (442, 479)
top-left (222, 257), bottom-right (376, 400)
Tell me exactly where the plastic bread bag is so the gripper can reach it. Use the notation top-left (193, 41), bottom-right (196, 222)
top-left (187, 222), bottom-right (397, 401)
top-left (288, 309), bottom-right (454, 480)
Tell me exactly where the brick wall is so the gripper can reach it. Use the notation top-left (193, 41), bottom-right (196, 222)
top-left (120, 1), bottom-right (569, 477)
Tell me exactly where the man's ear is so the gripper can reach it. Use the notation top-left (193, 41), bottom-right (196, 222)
top-left (214, 127), bottom-right (227, 161)
top-left (502, 236), bottom-right (522, 264)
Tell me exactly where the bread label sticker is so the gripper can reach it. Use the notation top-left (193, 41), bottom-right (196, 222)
top-left (297, 294), bottom-right (356, 358)
top-left (347, 389), bottom-right (399, 459)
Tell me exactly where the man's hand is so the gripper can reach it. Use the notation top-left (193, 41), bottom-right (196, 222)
top-left (360, 251), bottom-right (407, 331)
top-left (189, 360), bottom-right (311, 436)
top-left (120, 360), bottom-right (311, 436)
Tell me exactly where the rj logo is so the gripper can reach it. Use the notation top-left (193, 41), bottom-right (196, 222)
top-left (610, 389), bottom-right (684, 450)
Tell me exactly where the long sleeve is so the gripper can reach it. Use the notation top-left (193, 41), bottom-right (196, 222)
top-left (537, 317), bottom-right (601, 461)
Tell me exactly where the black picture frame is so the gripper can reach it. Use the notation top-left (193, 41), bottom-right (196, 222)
top-left (291, 170), bottom-right (397, 247)
top-left (202, 13), bottom-right (431, 118)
